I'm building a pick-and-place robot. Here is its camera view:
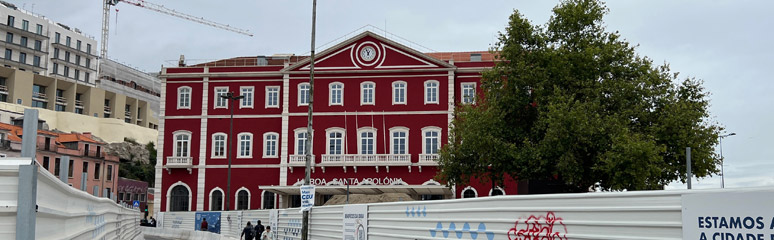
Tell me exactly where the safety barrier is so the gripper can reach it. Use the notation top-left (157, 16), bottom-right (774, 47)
top-left (0, 158), bottom-right (142, 240)
top-left (156, 186), bottom-right (774, 240)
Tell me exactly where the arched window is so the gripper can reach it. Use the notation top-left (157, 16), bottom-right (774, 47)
top-left (236, 188), bottom-right (250, 210)
top-left (209, 188), bottom-right (224, 211)
top-left (169, 184), bottom-right (190, 211)
top-left (326, 128), bottom-right (345, 155)
top-left (262, 191), bottom-right (275, 209)
top-left (298, 83), bottom-right (310, 106)
top-left (421, 126), bottom-right (442, 154)
top-left (392, 81), bottom-right (407, 104)
top-left (263, 132), bottom-right (279, 158)
top-left (357, 128), bottom-right (376, 155)
top-left (211, 133), bottom-right (227, 158)
top-left (389, 127), bottom-right (409, 154)
top-left (490, 187), bottom-right (505, 196)
top-left (462, 186), bottom-right (477, 198)
top-left (173, 130), bottom-right (192, 158)
top-left (360, 81), bottom-right (375, 105)
top-left (177, 86), bottom-right (191, 109)
top-left (237, 133), bottom-right (253, 158)
top-left (329, 82), bottom-right (344, 106)
top-left (424, 80), bottom-right (439, 104)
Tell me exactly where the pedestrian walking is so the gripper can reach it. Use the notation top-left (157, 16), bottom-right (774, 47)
top-left (259, 226), bottom-right (272, 240)
top-left (254, 220), bottom-right (265, 237)
top-left (241, 222), bottom-right (255, 240)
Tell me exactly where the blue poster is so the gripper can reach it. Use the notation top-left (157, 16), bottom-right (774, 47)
top-left (195, 212), bottom-right (221, 234)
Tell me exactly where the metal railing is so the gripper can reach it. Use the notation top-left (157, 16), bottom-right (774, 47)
top-left (166, 156), bottom-right (193, 167)
top-left (320, 154), bottom-right (411, 166)
top-left (289, 155), bottom-right (315, 166)
top-left (0, 84), bottom-right (7, 92)
top-left (104, 106), bottom-right (111, 113)
top-left (74, 100), bottom-right (83, 108)
top-left (418, 154), bottom-right (440, 165)
top-left (56, 96), bottom-right (66, 104)
top-left (32, 92), bottom-right (46, 99)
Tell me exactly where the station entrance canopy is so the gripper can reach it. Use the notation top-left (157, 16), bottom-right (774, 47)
top-left (259, 184), bottom-right (453, 196)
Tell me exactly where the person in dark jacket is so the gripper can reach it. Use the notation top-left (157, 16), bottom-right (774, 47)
top-left (241, 221), bottom-right (254, 240)
top-left (254, 220), bottom-right (265, 237)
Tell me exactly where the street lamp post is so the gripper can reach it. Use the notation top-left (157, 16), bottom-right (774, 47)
top-left (221, 92), bottom-right (244, 210)
top-left (719, 132), bottom-right (736, 188)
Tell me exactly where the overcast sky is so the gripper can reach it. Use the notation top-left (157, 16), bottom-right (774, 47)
top-left (13, 0), bottom-right (773, 190)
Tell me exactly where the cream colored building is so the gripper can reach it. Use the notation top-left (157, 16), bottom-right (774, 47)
top-left (0, 66), bottom-right (157, 144)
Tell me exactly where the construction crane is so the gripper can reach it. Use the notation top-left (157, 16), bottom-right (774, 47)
top-left (100, 0), bottom-right (253, 59)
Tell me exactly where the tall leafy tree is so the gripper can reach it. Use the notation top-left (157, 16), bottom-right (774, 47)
top-left (438, 0), bottom-right (722, 192)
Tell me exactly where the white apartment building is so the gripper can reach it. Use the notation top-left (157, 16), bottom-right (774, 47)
top-left (0, 1), bottom-right (97, 86)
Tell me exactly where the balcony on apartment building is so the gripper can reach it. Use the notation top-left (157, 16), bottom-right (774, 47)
top-left (32, 91), bottom-right (47, 101)
top-left (81, 149), bottom-right (105, 159)
top-left (0, 83), bottom-right (7, 93)
top-left (418, 154), bottom-right (440, 165)
top-left (0, 23), bottom-right (48, 41)
top-left (50, 42), bottom-right (96, 58)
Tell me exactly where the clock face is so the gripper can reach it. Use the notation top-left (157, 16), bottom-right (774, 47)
top-left (360, 46), bottom-right (376, 62)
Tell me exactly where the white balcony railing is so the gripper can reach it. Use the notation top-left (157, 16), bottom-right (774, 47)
top-left (289, 155), bottom-right (315, 166)
top-left (166, 156), bottom-right (193, 167)
top-left (75, 100), bottom-right (84, 108)
top-left (104, 106), bottom-right (111, 113)
top-left (56, 96), bottom-right (66, 104)
top-left (418, 154), bottom-right (440, 165)
top-left (320, 154), bottom-right (411, 166)
top-left (0, 85), bottom-right (7, 92)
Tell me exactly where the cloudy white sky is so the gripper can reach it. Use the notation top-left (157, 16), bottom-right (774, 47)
top-left (12, 0), bottom-right (773, 190)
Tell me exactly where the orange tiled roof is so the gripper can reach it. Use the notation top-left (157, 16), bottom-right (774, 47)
top-left (58, 133), bottom-right (103, 144)
top-left (0, 122), bottom-right (103, 144)
top-left (425, 51), bottom-right (497, 62)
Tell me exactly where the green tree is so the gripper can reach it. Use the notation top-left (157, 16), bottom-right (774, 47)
top-left (438, 0), bottom-right (722, 192)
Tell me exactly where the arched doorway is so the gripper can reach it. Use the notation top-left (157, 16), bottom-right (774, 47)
top-left (170, 185), bottom-right (190, 211)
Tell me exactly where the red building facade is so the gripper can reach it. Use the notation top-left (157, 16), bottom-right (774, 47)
top-left (155, 32), bottom-right (517, 213)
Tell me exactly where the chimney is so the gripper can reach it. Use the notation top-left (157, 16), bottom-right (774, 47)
top-left (82, 132), bottom-right (92, 139)
top-left (178, 55), bottom-right (186, 67)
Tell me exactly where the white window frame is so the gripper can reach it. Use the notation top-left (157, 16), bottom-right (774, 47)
top-left (237, 132), bottom-right (253, 158)
top-left (461, 82), bottom-right (476, 104)
top-left (421, 126), bottom-right (442, 154)
top-left (360, 81), bottom-right (375, 105)
top-left (240, 86), bottom-right (254, 109)
top-left (263, 132), bottom-right (279, 158)
top-left (356, 127), bottom-right (377, 155)
top-left (325, 127), bottom-right (345, 155)
top-left (462, 186), bottom-right (478, 198)
top-left (213, 87), bottom-right (229, 109)
top-left (392, 81), bottom-right (407, 105)
top-left (293, 128), bottom-right (313, 155)
top-left (329, 82), bottom-right (344, 106)
top-left (172, 130), bottom-right (192, 158)
top-left (176, 86), bottom-right (191, 109)
top-left (209, 187), bottom-right (225, 211)
top-left (298, 83), bottom-right (310, 106)
top-left (424, 80), bottom-right (439, 104)
top-left (235, 187), bottom-right (251, 210)
top-left (489, 186), bottom-right (506, 196)
top-left (389, 126), bottom-right (409, 155)
top-left (265, 86), bottom-right (280, 108)
top-left (166, 181), bottom-right (192, 212)
top-left (261, 190), bottom-right (276, 209)
top-left (211, 132), bottom-right (227, 159)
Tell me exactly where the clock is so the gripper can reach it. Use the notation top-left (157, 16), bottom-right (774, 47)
top-left (360, 46), bottom-right (376, 62)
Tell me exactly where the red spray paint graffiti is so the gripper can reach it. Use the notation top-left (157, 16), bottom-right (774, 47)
top-left (508, 211), bottom-right (568, 240)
